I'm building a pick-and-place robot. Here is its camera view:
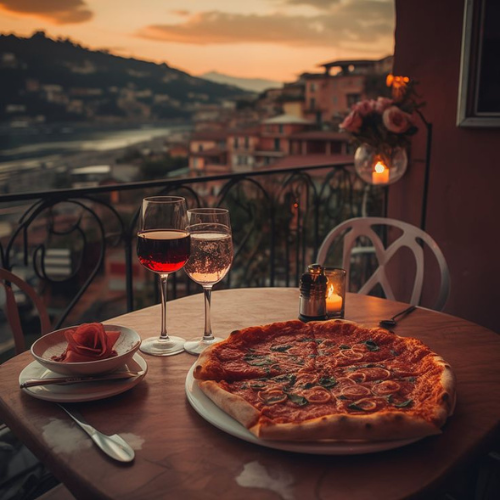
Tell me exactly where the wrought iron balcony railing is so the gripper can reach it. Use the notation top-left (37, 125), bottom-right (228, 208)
top-left (0, 160), bottom-right (384, 356)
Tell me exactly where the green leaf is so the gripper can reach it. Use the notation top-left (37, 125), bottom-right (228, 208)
top-left (264, 394), bottom-right (286, 405)
top-left (394, 399), bottom-right (413, 408)
top-left (270, 344), bottom-right (292, 352)
top-left (348, 403), bottom-right (365, 411)
top-left (250, 382), bottom-right (266, 390)
top-left (339, 344), bottom-right (351, 350)
top-left (286, 393), bottom-right (309, 406)
top-left (244, 354), bottom-right (273, 366)
top-left (319, 376), bottom-right (337, 388)
top-left (362, 340), bottom-right (380, 352)
top-left (273, 374), bottom-right (296, 386)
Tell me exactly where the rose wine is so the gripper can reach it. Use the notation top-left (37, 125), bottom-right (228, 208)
top-left (184, 231), bottom-right (233, 285)
top-left (137, 230), bottom-right (190, 273)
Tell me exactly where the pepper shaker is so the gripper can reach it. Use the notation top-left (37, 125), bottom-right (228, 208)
top-left (298, 263), bottom-right (327, 322)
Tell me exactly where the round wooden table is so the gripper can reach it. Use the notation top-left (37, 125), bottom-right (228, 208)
top-left (1, 288), bottom-right (499, 499)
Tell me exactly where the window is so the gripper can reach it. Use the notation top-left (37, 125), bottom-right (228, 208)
top-left (346, 94), bottom-right (361, 108)
top-left (310, 82), bottom-right (316, 92)
top-left (234, 137), bottom-right (239, 148)
top-left (198, 144), bottom-right (203, 152)
top-left (310, 98), bottom-right (316, 110)
top-left (244, 136), bottom-right (249, 149)
top-left (279, 125), bottom-right (284, 134)
top-left (274, 138), bottom-right (280, 151)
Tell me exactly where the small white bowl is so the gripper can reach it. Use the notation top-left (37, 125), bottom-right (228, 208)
top-left (31, 324), bottom-right (141, 376)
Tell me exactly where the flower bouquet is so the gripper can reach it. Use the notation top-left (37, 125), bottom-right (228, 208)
top-left (339, 75), bottom-right (422, 185)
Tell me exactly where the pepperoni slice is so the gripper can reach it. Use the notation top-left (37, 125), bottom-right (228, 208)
top-left (340, 385), bottom-right (372, 399)
top-left (336, 377), bottom-right (356, 386)
top-left (303, 387), bottom-right (332, 404)
top-left (351, 398), bottom-right (378, 411)
top-left (349, 367), bottom-right (390, 382)
top-left (258, 389), bottom-right (287, 405)
top-left (372, 380), bottom-right (401, 395)
top-left (340, 350), bottom-right (364, 361)
top-left (363, 368), bottom-right (391, 380)
top-left (347, 371), bottom-right (367, 382)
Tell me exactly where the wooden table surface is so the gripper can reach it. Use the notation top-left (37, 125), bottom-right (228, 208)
top-left (1, 288), bottom-right (499, 500)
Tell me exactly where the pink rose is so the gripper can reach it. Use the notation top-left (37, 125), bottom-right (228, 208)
top-left (382, 106), bottom-right (413, 133)
top-left (352, 99), bottom-right (376, 117)
top-left (340, 110), bottom-right (363, 133)
top-left (375, 97), bottom-right (393, 113)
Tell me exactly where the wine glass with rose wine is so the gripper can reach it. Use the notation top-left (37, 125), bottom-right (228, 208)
top-left (137, 196), bottom-right (190, 356)
top-left (183, 208), bottom-right (233, 355)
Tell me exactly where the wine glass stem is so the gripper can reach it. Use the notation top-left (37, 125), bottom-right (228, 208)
top-left (203, 285), bottom-right (214, 341)
top-left (159, 273), bottom-right (170, 341)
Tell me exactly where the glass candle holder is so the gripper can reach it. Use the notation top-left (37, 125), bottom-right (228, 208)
top-left (324, 268), bottom-right (346, 319)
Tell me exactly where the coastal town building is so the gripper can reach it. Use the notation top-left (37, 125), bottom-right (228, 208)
top-left (186, 56), bottom-right (391, 176)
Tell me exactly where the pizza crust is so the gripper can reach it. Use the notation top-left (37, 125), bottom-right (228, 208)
top-left (433, 354), bottom-right (457, 419)
top-left (198, 380), bottom-right (260, 429)
top-left (251, 411), bottom-right (442, 442)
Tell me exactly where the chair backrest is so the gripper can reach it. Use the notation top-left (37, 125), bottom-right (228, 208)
top-left (316, 217), bottom-right (450, 311)
top-left (0, 268), bottom-right (51, 355)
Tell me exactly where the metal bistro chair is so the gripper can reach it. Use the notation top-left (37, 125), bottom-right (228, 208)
top-left (316, 217), bottom-right (450, 311)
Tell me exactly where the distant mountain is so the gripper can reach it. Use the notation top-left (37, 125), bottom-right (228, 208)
top-left (200, 71), bottom-right (282, 93)
top-left (0, 32), bottom-right (252, 124)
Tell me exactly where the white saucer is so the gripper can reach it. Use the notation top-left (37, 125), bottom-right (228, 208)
top-left (185, 363), bottom-right (420, 455)
top-left (19, 353), bottom-right (148, 403)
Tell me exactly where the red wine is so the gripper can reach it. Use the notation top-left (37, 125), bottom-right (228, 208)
top-left (137, 230), bottom-right (190, 273)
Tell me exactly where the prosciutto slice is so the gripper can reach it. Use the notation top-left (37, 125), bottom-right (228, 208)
top-left (53, 323), bottom-right (120, 362)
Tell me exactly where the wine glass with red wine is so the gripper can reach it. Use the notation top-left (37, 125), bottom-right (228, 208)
top-left (137, 196), bottom-right (190, 356)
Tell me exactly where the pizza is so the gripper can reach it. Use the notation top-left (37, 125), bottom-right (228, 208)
top-left (193, 319), bottom-right (456, 442)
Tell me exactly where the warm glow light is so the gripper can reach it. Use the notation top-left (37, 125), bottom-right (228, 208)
top-left (326, 284), bottom-right (343, 314)
top-left (372, 160), bottom-right (389, 184)
top-left (0, 2), bottom-right (396, 82)
top-left (386, 74), bottom-right (411, 101)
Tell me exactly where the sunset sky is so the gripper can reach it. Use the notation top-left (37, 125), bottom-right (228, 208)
top-left (0, 0), bottom-right (395, 83)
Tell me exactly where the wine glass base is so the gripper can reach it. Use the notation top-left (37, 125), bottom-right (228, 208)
top-left (184, 337), bottom-right (223, 355)
top-left (139, 335), bottom-right (186, 356)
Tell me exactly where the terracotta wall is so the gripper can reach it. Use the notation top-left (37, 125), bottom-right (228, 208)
top-left (391, 0), bottom-right (499, 332)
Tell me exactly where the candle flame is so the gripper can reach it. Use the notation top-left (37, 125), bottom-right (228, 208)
top-left (327, 284), bottom-right (335, 298)
top-left (374, 161), bottom-right (386, 173)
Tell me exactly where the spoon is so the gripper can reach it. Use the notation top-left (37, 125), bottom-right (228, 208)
top-left (379, 305), bottom-right (417, 328)
top-left (58, 404), bottom-right (135, 462)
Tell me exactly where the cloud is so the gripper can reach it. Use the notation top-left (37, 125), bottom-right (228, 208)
top-left (136, 1), bottom-right (394, 49)
top-left (0, 0), bottom-right (92, 24)
top-left (281, 0), bottom-right (342, 10)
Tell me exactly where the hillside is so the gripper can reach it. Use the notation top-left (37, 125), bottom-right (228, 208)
top-left (0, 32), bottom-right (251, 124)
top-left (200, 71), bottom-right (281, 93)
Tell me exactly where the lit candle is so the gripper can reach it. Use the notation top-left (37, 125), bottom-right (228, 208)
top-left (372, 160), bottom-right (390, 185)
top-left (326, 284), bottom-right (343, 315)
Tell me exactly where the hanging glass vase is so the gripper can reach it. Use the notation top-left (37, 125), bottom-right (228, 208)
top-left (354, 143), bottom-right (408, 186)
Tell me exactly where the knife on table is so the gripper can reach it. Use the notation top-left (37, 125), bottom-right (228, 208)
top-left (58, 404), bottom-right (135, 463)
top-left (20, 370), bottom-right (144, 388)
